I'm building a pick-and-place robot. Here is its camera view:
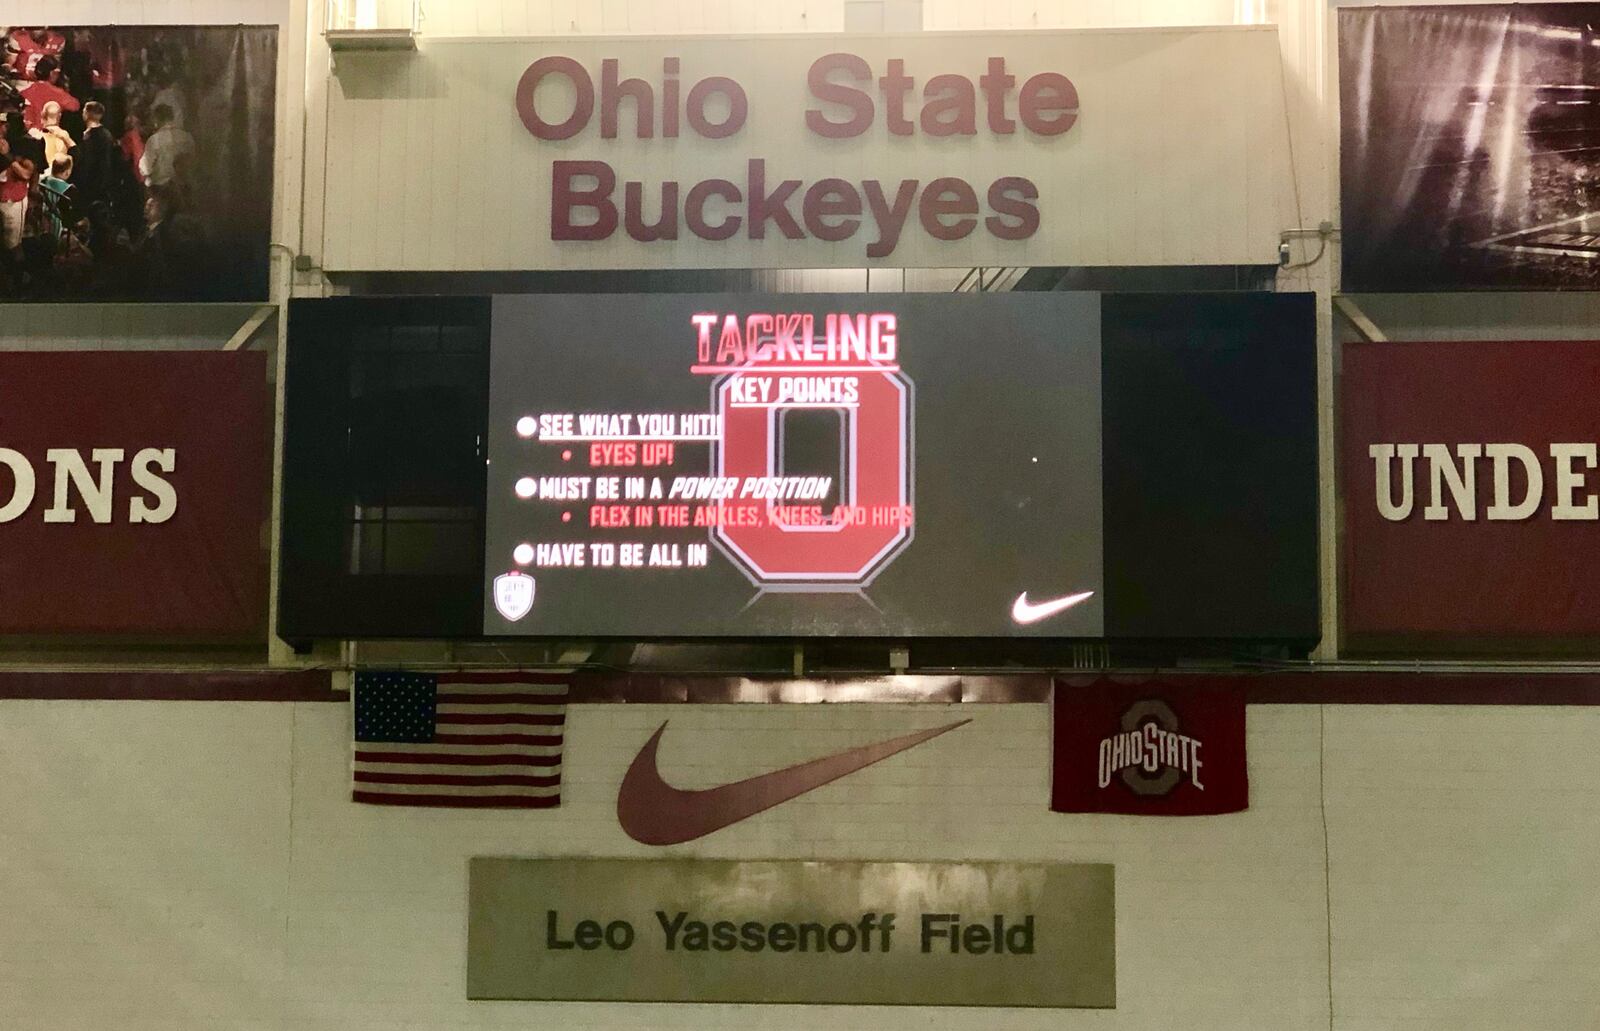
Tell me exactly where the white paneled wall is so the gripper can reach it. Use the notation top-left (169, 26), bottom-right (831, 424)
top-left (2, 700), bottom-right (1329, 1030)
top-left (5, 0), bottom-right (289, 22)
top-left (403, 0), bottom-right (1251, 36)
top-left (6, 698), bottom-right (1600, 1029)
top-left (1324, 706), bottom-right (1600, 1029)
top-left (924, 0), bottom-right (1240, 30)
top-left (413, 0), bottom-right (846, 36)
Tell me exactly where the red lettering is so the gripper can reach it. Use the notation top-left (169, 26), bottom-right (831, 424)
top-left (746, 159), bottom-right (804, 240)
top-left (624, 180), bottom-right (679, 241)
top-left (918, 177), bottom-right (978, 241)
top-left (589, 443), bottom-right (639, 466)
top-left (686, 179), bottom-right (742, 240)
top-left (802, 178), bottom-right (862, 242)
top-left (662, 57), bottom-right (681, 137)
top-left (1019, 72), bottom-right (1078, 136)
top-left (550, 160), bottom-right (617, 241)
top-left (745, 314), bottom-right (774, 361)
top-left (515, 56), bottom-right (593, 141)
top-left (979, 57), bottom-right (1016, 133)
top-left (920, 73), bottom-right (977, 136)
top-left (600, 58), bottom-right (653, 139)
top-left (715, 314), bottom-right (745, 364)
top-left (862, 179), bottom-right (918, 259)
top-left (806, 53), bottom-right (873, 139)
top-left (986, 176), bottom-right (1039, 240)
top-left (685, 76), bottom-right (748, 139)
top-left (880, 58), bottom-right (915, 136)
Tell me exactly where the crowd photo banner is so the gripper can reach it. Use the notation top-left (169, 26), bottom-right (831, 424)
top-left (0, 24), bottom-right (277, 301)
top-left (1341, 4), bottom-right (1600, 291)
top-left (0, 351), bottom-right (271, 637)
top-left (1342, 339), bottom-right (1600, 639)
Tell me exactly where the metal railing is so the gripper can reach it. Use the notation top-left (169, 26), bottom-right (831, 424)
top-left (953, 267), bottom-right (1025, 293)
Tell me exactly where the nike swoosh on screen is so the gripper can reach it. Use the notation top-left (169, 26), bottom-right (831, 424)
top-left (616, 719), bottom-right (970, 845)
top-left (1011, 590), bottom-right (1095, 625)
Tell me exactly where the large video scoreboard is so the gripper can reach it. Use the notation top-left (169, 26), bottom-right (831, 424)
top-left (280, 291), bottom-right (1315, 644)
top-left (480, 292), bottom-right (1316, 641)
top-left (485, 294), bottom-right (1103, 637)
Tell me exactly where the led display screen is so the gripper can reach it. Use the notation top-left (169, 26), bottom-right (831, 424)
top-left (484, 294), bottom-right (1104, 637)
top-left (280, 292), bottom-right (1317, 644)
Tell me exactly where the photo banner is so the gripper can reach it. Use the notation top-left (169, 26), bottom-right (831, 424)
top-left (1341, 4), bottom-right (1600, 291)
top-left (1, 25), bottom-right (276, 301)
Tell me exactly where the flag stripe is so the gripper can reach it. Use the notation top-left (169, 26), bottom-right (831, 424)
top-left (435, 672), bottom-right (571, 685)
top-left (437, 713), bottom-right (564, 727)
top-left (437, 695), bottom-right (568, 707)
top-left (429, 723), bottom-right (563, 738)
top-left (354, 771), bottom-right (561, 788)
top-left (353, 791), bottom-right (560, 809)
top-left (355, 761), bottom-right (551, 777)
top-left (431, 733), bottom-right (563, 747)
top-left (363, 740), bottom-right (562, 755)
top-left (356, 750), bottom-right (560, 766)
top-left (350, 784), bottom-right (556, 800)
top-left (437, 687), bottom-right (564, 695)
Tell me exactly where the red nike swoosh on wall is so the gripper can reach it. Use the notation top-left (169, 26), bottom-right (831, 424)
top-left (617, 718), bottom-right (971, 845)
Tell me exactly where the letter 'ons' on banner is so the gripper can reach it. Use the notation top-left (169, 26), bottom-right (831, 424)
top-left (1050, 678), bottom-right (1248, 816)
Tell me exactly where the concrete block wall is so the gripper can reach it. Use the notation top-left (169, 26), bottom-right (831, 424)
top-left (8, 698), bottom-right (1596, 1029)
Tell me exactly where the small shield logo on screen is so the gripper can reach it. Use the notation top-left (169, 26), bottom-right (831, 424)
top-left (494, 571), bottom-right (535, 621)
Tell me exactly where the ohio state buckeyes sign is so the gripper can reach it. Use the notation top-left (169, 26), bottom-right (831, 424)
top-left (320, 29), bottom-right (1292, 271)
top-left (1343, 339), bottom-right (1600, 638)
top-left (0, 352), bottom-right (270, 636)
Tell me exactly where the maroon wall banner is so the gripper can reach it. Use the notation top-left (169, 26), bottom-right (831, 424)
top-left (1343, 339), bottom-right (1600, 637)
top-left (0, 351), bottom-right (270, 636)
top-left (1341, 4), bottom-right (1600, 291)
top-left (1051, 679), bottom-right (1247, 816)
top-left (1, 25), bottom-right (277, 301)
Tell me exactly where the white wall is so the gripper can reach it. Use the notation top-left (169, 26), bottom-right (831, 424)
top-left (405, 0), bottom-right (1245, 36)
top-left (1324, 705), bottom-right (1600, 1028)
top-left (6, 698), bottom-right (1598, 1030)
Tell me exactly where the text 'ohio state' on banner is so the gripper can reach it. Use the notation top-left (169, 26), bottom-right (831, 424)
top-left (320, 27), bottom-right (1290, 271)
top-left (1052, 678), bottom-right (1247, 816)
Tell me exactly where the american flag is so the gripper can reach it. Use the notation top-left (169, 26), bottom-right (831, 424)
top-left (352, 670), bottom-right (566, 808)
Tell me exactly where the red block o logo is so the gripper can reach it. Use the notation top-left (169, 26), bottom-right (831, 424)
top-left (712, 369), bottom-right (912, 585)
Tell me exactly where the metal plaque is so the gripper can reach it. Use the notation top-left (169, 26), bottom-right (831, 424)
top-left (468, 858), bottom-right (1114, 1007)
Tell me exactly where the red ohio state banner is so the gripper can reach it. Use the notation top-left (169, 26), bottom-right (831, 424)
top-left (0, 351), bottom-right (270, 637)
top-left (1051, 679), bottom-right (1247, 815)
top-left (1342, 339), bottom-right (1600, 637)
